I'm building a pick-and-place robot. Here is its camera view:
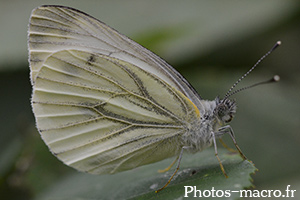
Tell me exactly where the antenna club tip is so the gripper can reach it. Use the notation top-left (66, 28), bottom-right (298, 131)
top-left (271, 41), bottom-right (281, 51)
top-left (273, 75), bottom-right (280, 82)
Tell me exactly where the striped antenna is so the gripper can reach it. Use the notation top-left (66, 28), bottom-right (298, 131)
top-left (226, 75), bottom-right (280, 98)
top-left (223, 41), bottom-right (281, 100)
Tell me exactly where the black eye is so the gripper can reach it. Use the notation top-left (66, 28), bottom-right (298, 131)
top-left (224, 115), bottom-right (233, 123)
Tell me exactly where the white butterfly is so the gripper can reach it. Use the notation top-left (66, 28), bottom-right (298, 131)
top-left (28, 5), bottom-right (280, 192)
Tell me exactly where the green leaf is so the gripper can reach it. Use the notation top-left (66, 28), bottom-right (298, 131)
top-left (36, 148), bottom-right (256, 200)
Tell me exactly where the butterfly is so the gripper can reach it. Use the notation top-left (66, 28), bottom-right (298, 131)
top-left (28, 5), bottom-right (280, 192)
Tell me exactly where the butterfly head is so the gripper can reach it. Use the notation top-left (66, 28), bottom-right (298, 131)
top-left (213, 42), bottom-right (282, 124)
top-left (214, 97), bottom-right (237, 124)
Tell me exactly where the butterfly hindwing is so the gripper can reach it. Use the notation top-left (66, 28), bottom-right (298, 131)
top-left (32, 49), bottom-right (200, 173)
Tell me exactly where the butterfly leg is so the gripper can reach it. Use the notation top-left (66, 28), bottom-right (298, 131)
top-left (158, 156), bottom-right (179, 173)
top-left (218, 138), bottom-right (237, 153)
top-left (212, 131), bottom-right (228, 178)
top-left (216, 125), bottom-right (247, 160)
top-left (155, 146), bottom-right (189, 193)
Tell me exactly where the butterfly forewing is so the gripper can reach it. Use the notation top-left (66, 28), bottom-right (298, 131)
top-left (28, 5), bottom-right (202, 109)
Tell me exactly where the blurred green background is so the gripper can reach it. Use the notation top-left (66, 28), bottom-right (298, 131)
top-left (0, 0), bottom-right (299, 199)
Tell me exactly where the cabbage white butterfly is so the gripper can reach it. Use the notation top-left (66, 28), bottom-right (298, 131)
top-left (28, 5), bottom-right (280, 192)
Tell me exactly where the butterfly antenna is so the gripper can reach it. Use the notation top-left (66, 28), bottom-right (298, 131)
top-left (227, 75), bottom-right (280, 97)
top-left (223, 41), bottom-right (281, 100)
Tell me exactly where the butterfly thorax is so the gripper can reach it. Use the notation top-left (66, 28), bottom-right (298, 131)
top-left (181, 97), bottom-right (237, 153)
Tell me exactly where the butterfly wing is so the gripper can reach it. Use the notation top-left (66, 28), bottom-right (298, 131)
top-left (28, 6), bottom-right (201, 174)
top-left (29, 5), bottom-right (202, 107)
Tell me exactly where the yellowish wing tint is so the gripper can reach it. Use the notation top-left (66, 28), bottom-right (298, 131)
top-left (28, 5), bottom-right (203, 109)
top-left (32, 49), bottom-right (200, 174)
